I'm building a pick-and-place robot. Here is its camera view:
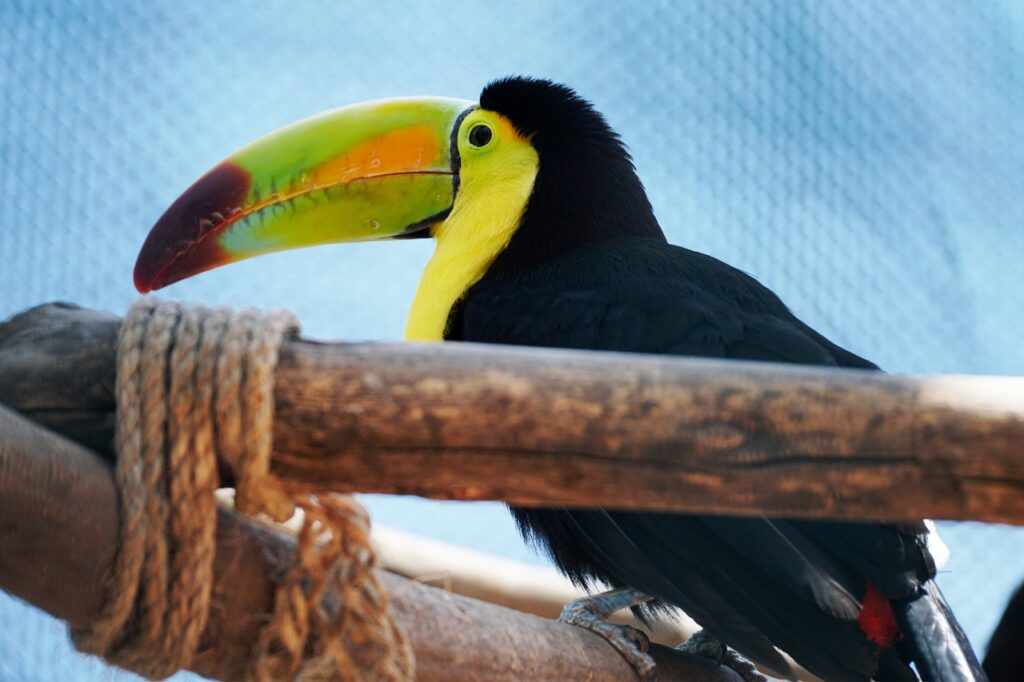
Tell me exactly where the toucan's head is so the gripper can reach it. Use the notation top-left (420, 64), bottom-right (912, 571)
top-left (134, 77), bottom-right (661, 333)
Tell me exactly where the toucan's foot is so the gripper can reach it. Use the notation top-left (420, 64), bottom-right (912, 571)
top-left (559, 587), bottom-right (656, 681)
top-left (677, 629), bottom-right (767, 682)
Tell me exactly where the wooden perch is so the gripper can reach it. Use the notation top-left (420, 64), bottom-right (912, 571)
top-left (2, 302), bottom-right (1024, 525)
top-left (372, 524), bottom-right (698, 646)
top-left (0, 402), bottom-right (744, 681)
top-left (369, 525), bottom-right (813, 681)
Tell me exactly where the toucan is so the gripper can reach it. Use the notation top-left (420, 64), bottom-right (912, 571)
top-left (134, 77), bottom-right (985, 681)
top-left (983, 579), bottom-right (1024, 681)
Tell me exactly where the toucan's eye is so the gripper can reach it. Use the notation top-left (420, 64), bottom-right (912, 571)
top-left (468, 124), bottom-right (493, 148)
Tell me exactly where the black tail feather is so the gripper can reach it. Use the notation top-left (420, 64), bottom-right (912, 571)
top-left (894, 582), bottom-right (987, 682)
top-left (875, 646), bottom-right (919, 682)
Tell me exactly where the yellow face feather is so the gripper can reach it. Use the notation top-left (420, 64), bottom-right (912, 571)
top-left (404, 110), bottom-right (539, 341)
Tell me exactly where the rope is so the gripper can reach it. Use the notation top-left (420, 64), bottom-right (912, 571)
top-left (72, 298), bottom-right (413, 681)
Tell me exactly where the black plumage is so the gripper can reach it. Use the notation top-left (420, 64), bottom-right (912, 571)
top-left (446, 77), bottom-right (984, 681)
top-left (984, 580), bottom-right (1024, 680)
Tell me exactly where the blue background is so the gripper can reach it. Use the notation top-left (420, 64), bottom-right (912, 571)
top-left (2, 1), bottom-right (1023, 679)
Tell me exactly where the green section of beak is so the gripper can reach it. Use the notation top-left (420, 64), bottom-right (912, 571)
top-left (134, 97), bottom-right (471, 292)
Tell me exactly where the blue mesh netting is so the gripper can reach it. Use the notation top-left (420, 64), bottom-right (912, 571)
top-left (2, 1), bottom-right (1022, 679)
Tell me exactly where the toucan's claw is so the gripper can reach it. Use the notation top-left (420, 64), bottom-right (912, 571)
top-left (559, 588), bottom-right (656, 681)
top-left (677, 629), bottom-right (768, 682)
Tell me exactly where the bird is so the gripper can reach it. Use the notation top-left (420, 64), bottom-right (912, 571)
top-left (133, 76), bottom-right (986, 681)
top-left (983, 579), bottom-right (1024, 681)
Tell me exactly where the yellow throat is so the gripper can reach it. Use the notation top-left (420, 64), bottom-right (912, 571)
top-left (404, 113), bottom-right (539, 341)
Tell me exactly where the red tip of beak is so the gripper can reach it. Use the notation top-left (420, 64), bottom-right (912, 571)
top-left (133, 162), bottom-right (252, 293)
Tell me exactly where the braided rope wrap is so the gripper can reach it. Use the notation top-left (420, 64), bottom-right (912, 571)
top-left (72, 299), bottom-right (413, 681)
top-left (255, 496), bottom-right (414, 682)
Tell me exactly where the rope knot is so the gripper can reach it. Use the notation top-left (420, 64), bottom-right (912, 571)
top-left (72, 298), bottom-right (412, 681)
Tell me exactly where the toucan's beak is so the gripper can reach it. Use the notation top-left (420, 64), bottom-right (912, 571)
top-left (134, 97), bottom-right (472, 292)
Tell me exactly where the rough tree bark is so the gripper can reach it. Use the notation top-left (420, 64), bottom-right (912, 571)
top-left (2, 302), bottom-right (1022, 525)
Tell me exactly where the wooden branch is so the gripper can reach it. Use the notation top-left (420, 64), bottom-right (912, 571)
top-left (368, 525), bottom-right (814, 681)
top-left (372, 524), bottom-right (698, 646)
top-left (2, 302), bottom-right (1024, 524)
top-left (0, 402), bottom-right (744, 681)
top-left (215, 489), bottom-right (699, 646)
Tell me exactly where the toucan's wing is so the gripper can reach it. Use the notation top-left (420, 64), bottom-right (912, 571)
top-left (790, 519), bottom-right (936, 597)
top-left (457, 240), bottom-right (878, 368)
top-left (455, 239), bottom-right (929, 680)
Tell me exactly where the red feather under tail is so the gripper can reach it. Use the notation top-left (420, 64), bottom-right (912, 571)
top-left (858, 582), bottom-right (900, 650)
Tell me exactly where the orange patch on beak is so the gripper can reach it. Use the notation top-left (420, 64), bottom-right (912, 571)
top-left (309, 125), bottom-right (444, 187)
top-left (226, 125), bottom-right (448, 227)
